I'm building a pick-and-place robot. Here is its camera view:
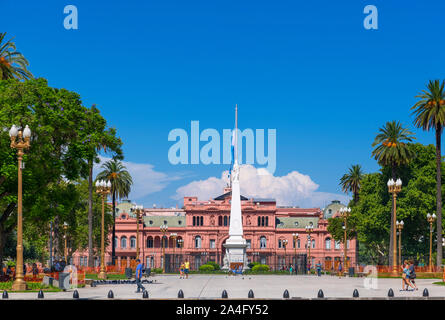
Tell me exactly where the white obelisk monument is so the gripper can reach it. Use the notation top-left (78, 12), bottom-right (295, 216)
top-left (222, 105), bottom-right (248, 270)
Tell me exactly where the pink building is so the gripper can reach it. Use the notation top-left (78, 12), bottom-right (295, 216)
top-left (73, 190), bottom-right (357, 272)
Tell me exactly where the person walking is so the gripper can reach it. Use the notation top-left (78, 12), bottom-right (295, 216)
top-left (408, 261), bottom-right (418, 291)
top-left (316, 261), bottom-right (322, 277)
top-left (289, 264), bottom-right (293, 275)
top-left (338, 261), bottom-right (343, 278)
top-left (179, 262), bottom-right (185, 279)
top-left (135, 259), bottom-right (146, 293)
top-left (401, 261), bottom-right (415, 291)
top-left (184, 259), bottom-right (190, 279)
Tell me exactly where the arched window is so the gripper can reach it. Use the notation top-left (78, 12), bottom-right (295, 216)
top-left (218, 216), bottom-right (223, 226)
top-left (200, 216), bottom-right (204, 226)
top-left (193, 216), bottom-right (196, 226)
top-left (130, 236), bottom-right (136, 248)
top-left (261, 216), bottom-right (265, 226)
top-left (154, 236), bottom-right (160, 248)
top-left (258, 216), bottom-right (261, 226)
top-left (162, 236), bottom-right (168, 248)
top-left (224, 216), bottom-right (228, 226)
top-left (176, 237), bottom-right (182, 248)
top-left (297, 239), bottom-right (300, 248)
top-left (195, 236), bottom-right (202, 248)
top-left (325, 238), bottom-right (331, 250)
top-left (265, 217), bottom-right (269, 226)
top-left (114, 237), bottom-right (118, 248)
top-left (278, 239), bottom-right (282, 248)
top-left (260, 236), bottom-right (267, 249)
top-left (312, 239), bottom-right (315, 249)
top-left (347, 240), bottom-right (350, 249)
top-left (121, 237), bottom-right (127, 249)
top-left (146, 237), bottom-right (153, 248)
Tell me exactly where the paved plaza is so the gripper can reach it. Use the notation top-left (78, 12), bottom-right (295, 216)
top-left (2, 274), bottom-right (444, 300)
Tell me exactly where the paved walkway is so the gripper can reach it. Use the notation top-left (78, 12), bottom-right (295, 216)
top-left (2, 274), bottom-right (444, 300)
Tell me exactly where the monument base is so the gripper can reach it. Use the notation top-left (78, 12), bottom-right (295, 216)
top-left (222, 240), bottom-right (249, 270)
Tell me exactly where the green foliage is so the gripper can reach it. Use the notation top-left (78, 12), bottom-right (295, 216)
top-left (152, 268), bottom-right (163, 274)
top-left (0, 33), bottom-right (33, 80)
top-left (198, 264), bottom-right (215, 272)
top-left (205, 260), bottom-right (220, 270)
top-left (339, 164), bottom-right (364, 203)
top-left (248, 261), bottom-right (260, 269)
top-left (251, 264), bottom-right (270, 273)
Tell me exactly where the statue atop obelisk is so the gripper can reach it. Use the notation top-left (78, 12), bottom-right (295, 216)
top-left (223, 104), bottom-right (248, 270)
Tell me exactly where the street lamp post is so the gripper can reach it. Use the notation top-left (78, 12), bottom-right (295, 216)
top-left (396, 220), bottom-right (404, 267)
top-left (292, 233), bottom-right (299, 272)
top-left (177, 238), bottom-right (184, 265)
top-left (171, 233), bottom-right (177, 271)
top-left (9, 124), bottom-right (31, 291)
top-left (387, 178), bottom-right (402, 275)
top-left (130, 205), bottom-right (144, 260)
top-left (63, 222), bottom-right (68, 264)
top-left (95, 179), bottom-right (111, 279)
top-left (427, 213), bottom-right (436, 272)
top-left (340, 207), bottom-right (351, 273)
top-left (160, 224), bottom-right (168, 273)
top-left (306, 225), bottom-right (313, 274)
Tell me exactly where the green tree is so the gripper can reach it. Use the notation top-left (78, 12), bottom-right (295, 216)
top-left (339, 164), bottom-right (364, 203)
top-left (96, 158), bottom-right (132, 265)
top-left (411, 79), bottom-right (445, 266)
top-left (371, 120), bottom-right (415, 266)
top-left (0, 33), bottom-right (33, 80)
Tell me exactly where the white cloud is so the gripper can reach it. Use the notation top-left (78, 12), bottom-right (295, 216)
top-left (94, 157), bottom-right (182, 200)
top-left (173, 164), bottom-right (350, 208)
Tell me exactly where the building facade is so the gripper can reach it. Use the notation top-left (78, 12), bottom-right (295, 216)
top-left (73, 190), bottom-right (357, 272)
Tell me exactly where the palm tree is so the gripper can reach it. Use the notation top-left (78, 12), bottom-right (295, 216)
top-left (96, 159), bottom-right (133, 265)
top-left (0, 32), bottom-right (33, 80)
top-left (372, 120), bottom-right (415, 267)
top-left (411, 79), bottom-right (445, 267)
top-left (339, 164), bottom-right (364, 204)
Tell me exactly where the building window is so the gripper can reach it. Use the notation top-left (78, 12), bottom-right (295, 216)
top-left (347, 240), bottom-right (350, 249)
top-left (121, 237), bottom-right (127, 249)
top-left (218, 216), bottom-right (223, 226)
top-left (278, 239), bottom-right (282, 248)
top-left (335, 240), bottom-right (341, 250)
top-left (261, 217), bottom-right (265, 226)
top-left (224, 216), bottom-right (228, 226)
top-left (147, 237), bottom-right (153, 248)
top-left (265, 217), bottom-right (269, 226)
top-left (114, 237), bottom-right (118, 248)
top-left (195, 236), bottom-right (202, 248)
top-left (312, 239), bottom-right (315, 249)
top-left (210, 239), bottom-right (215, 249)
top-left (325, 238), bottom-right (331, 250)
top-left (294, 221), bottom-right (299, 227)
top-left (162, 236), bottom-right (168, 248)
top-left (258, 216), bottom-right (261, 226)
top-left (200, 216), bottom-right (204, 226)
top-left (246, 239), bottom-right (251, 249)
top-left (297, 239), bottom-right (300, 248)
top-left (260, 236), bottom-right (267, 249)
top-left (130, 236), bottom-right (136, 249)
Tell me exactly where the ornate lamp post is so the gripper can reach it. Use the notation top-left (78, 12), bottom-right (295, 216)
top-left (306, 225), bottom-right (313, 274)
top-left (340, 207), bottom-right (351, 271)
top-left (171, 233), bottom-right (177, 270)
top-left (63, 222), bottom-right (68, 263)
top-left (130, 204), bottom-right (144, 260)
top-left (282, 239), bottom-right (288, 268)
top-left (95, 179), bottom-right (111, 279)
top-left (396, 220), bottom-right (404, 267)
top-left (160, 224), bottom-right (168, 273)
top-left (292, 233), bottom-right (299, 270)
top-left (427, 213), bottom-right (436, 272)
top-left (177, 238), bottom-right (184, 264)
top-left (9, 124), bottom-right (31, 291)
top-left (387, 178), bottom-right (402, 275)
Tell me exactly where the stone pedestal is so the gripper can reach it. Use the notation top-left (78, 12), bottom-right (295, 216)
top-left (222, 242), bottom-right (248, 270)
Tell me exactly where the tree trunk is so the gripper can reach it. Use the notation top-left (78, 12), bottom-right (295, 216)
top-left (88, 161), bottom-right (94, 268)
top-left (389, 166), bottom-right (396, 267)
top-left (111, 190), bottom-right (116, 265)
top-left (436, 126), bottom-right (443, 267)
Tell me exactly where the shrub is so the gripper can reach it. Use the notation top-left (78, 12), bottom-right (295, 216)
top-left (152, 268), bottom-right (163, 274)
top-left (206, 261), bottom-right (220, 270)
top-left (199, 264), bottom-right (215, 272)
top-left (251, 264), bottom-right (270, 273)
top-left (248, 261), bottom-right (260, 269)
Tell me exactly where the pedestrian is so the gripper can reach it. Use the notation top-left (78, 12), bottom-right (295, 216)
top-left (179, 262), bottom-right (185, 279)
top-left (23, 263), bottom-right (27, 276)
top-left (134, 259), bottom-right (146, 293)
top-left (401, 260), bottom-right (414, 291)
top-left (294, 263), bottom-right (298, 275)
top-left (316, 261), bottom-right (322, 277)
top-left (408, 260), bottom-right (418, 291)
top-left (289, 264), bottom-right (293, 275)
top-left (32, 263), bottom-right (39, 279)
top-left (338, 261), bottom-right (343, 278)
top-left (184, 259), bottom-right (190, 279)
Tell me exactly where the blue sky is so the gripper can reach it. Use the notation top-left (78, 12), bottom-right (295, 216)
top-left (3, 0), bottom-right (445, 208)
